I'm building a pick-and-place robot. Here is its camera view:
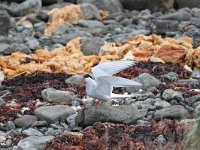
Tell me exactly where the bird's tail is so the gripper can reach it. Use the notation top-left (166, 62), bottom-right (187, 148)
top-left (111, 93), bottom-right (141, 98)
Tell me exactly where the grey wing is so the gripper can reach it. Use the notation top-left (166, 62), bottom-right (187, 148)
top-left (92, 60), bottom-right (135, 79)
top-left (97, 76), bottom-right (142, 87)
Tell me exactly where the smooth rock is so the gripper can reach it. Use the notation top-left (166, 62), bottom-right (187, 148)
top-left (77, 0), bottom-right (123, 14)
top-left (76, 103), bottom-right (147, 126)
top-left (80, 37), bottom-right (105, 55)
top-left (17, 136), bottom-right (54, 150)
top-left (159, 9), bottom-right (192, 21)
top-left (65, 75), bottom-right (84, 85)
top-left (120, 0), bottom-right (174, 12)
top-left (127, 73), bottom-right (160, 92)
top-left (154, 105), bottom-right (188, 120)
top-left (0, 10), bottom-right (10, 36)
top-left (22, 128), bottom-right (43, 137)
top-left (14, 115), bottom-right (38, 128)
top-left (78, 19), bottom-right (105, 28)
top-left (156, 20), bottom-right (179, 35)
top-left (35, 105), bottom-right (75, 123)
top-left (41, 88), bottom-right (76, 103)
top-left (80, 3), bottom-right (100, 20)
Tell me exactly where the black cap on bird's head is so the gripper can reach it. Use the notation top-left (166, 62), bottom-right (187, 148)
top-left (82, 74), bottom-right (93, 80)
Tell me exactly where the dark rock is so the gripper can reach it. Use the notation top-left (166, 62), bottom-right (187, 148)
top-left (76, 103), bottom-right (147, 126)
top-left (26, 15), bottom-right (41, 24)
top-left (80, 3), bottom-right (100, 20)
top-left (80, 36), bottom-right (105, 55)
top-left (0, 97), bottom-right (5, 106)
top-left (176, 0), bottom-right (200, 9)
top-left (77, 0), bottom-right (123, 14)
top-left (154, 105), bottom-right (188, 120)
top-left (9, 0), bottom-right (42, 16)
top-left (36, 10), bottom-right (49, 22)
top-left (190, 18), bottom-right (200, 28)
top-left (78, 19), bottom-right (105, 28)
top-left (42, 0), bottom-right (75, 5)
top-left (156, 20), bottom-right (179, 35)
top-left (52, 22), bottom-right (71, 36)
top-left (14, 115), bottom-right (38, 128)
top-left (34, 105), bottom-right (75, 123)
top-left (4, 43), bottom-right (32, 55)
top-left (0, 10), bottom-right (10, 36)
top-left (120, 0), bottom-right (174, 12)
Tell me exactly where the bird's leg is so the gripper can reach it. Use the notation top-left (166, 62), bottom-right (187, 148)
top-left (93, 99), bottom-right (102, 105)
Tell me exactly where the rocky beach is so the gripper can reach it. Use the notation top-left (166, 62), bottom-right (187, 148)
top-left (0, 0), bottom-right (200, 149)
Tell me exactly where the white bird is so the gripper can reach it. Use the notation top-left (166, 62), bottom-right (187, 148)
top-left (82, 60), bottom-right (142, 102)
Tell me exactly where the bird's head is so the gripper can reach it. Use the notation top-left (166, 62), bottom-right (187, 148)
top-left (81, 74), bottom-right (93, 81)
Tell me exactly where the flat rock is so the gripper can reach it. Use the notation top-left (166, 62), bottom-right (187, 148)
top-left (78, 20), bottom-right (105, 28)
top-left (159, 9), bottom-right (192, 21)
top-left (154, 105), bottom-right (188, 120)
top-left (22, 128), bottom-right (43, 136)
top-left (17, 136), bottom-right (54, 150)
top-left (76, 103), bottom-right (147, 126)
top-left (34, 105), bottom-right (75, 123)
top-left (14, 115), bottom-right (38, 128)
top-left (41, 88), bottom-right (76, 103)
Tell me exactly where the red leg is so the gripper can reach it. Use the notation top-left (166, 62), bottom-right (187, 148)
top-left (94, 99), bottom-right (102, 105)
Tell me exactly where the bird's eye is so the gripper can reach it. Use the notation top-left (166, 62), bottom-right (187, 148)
top-left (83, 74), bottom-right (92, 79)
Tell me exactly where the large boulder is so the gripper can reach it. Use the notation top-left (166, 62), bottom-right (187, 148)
top-left (77, 0), bottom-right (124, 13)
top-left (176, 0), bottom-right (200, 9)
top-left (76, 103), bottom-right (147, 126)
top-left (120, 0), bottom-right (174, 12)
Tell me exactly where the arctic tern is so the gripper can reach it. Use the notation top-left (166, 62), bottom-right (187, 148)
top-left (82, 60), bottom-right (142, 102)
